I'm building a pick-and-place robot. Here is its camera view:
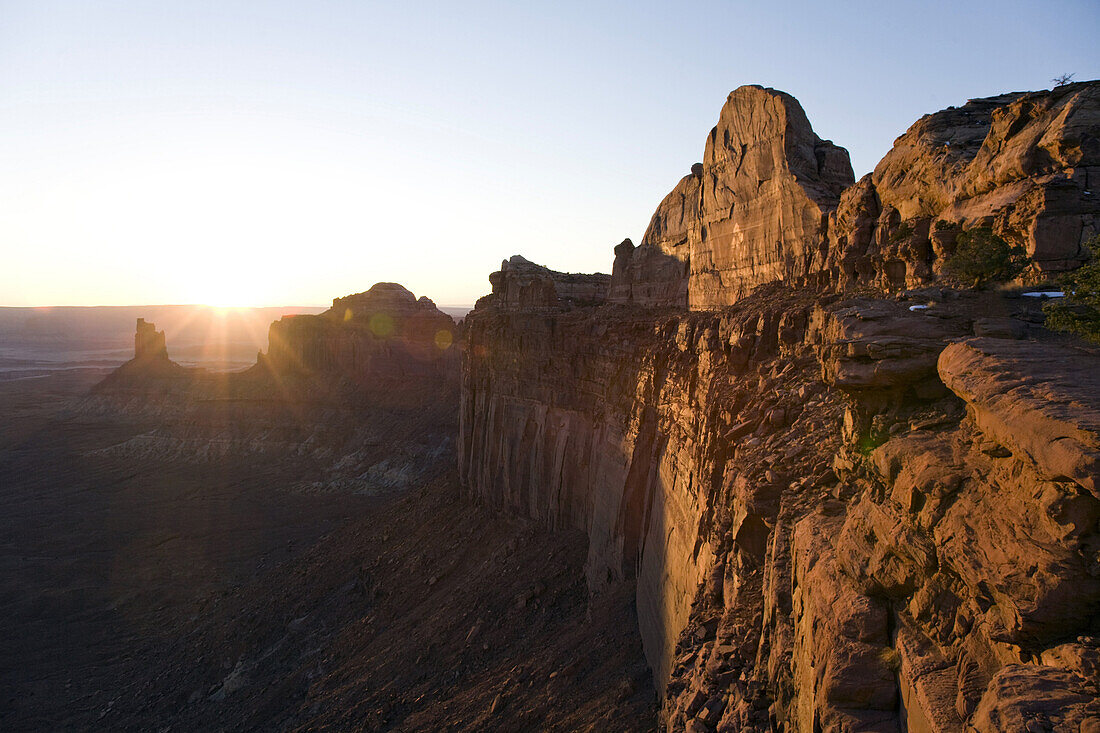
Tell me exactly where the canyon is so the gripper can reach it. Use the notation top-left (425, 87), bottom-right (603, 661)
top-left (462, 81), bottom-right (1100, 732)
top-left (4, 80), bottom-right (1100, 732)
top-left (1, 286), bottom-right (654, 731)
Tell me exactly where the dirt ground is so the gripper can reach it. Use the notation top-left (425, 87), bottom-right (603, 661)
top-left (0, 371), bottom-right (655, 731)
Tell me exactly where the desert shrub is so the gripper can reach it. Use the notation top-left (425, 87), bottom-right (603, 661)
top-left (942, 227), bottom-right (1027, 288)
top-left (1044, 236), bottom-right (1100, 343)
top-left (888, 221), bottom-right (913, 243)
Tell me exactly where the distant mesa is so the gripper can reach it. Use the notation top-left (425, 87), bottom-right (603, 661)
top-left (328, 282), bottom-right (441, 320)
top-left (259, 282), bottom-right (460, 389)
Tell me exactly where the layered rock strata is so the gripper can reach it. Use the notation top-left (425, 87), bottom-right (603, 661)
top-left (611, 81), bottom-right (1100, 309)
top-left (611, 85), bottom-right (854, 309)
top-left (462, 266), bottom-right (1100, 731)
top-left (461, 82), bottom-right (1100, 730)
top-left (482, 255), bottom-right (611, 310)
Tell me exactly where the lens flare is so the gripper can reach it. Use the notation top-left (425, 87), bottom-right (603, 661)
top-left (369, 313), bottom-right (394, 337)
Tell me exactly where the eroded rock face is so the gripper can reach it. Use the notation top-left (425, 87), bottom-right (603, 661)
top-left (482, 255), bottom-right (611, 310)
top-left (461, 256), bottom-right (1100, 731)
top-left (828, 82), bottom-right (1100, 290)
top-left (460, 81), bottom-right (1100, 731)
top-left (872, 83), bottom-right (1100, 274)
top-left (611, 85), bottom-right (854, 309)
top-left (613, 81), bottom-right (1100, 309)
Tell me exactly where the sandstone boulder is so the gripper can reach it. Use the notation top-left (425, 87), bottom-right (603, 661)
top-left (939, 338), bottom-right (1100, 496)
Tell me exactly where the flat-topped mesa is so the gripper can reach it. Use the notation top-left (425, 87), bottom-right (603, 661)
top-left (611, 85), bottom-right (854, 309)
top-left (478, 255), bottom-right (610, 311)
top-left (134, 318), bottom-right (168, 362)
top-left (261, 282), bottom-right (458, 387)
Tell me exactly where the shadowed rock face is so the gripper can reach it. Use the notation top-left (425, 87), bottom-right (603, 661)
top-left (134, 318), bottom-right (168, 362)
top-left (262, 282), bottom-right (459, 390)
top-left (613, 81), bottom-right (1100, 309)
top-left (481, 255), bottom-right (611, 310)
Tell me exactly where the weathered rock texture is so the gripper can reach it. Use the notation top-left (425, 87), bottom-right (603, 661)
top-left (461, 81), bottom-right (1100, 732)
top-left (462, 267), bottom-right (1100, 731)
top-left (611, 81), bottom-right (1100, 309)
top-left (612, 85), bottom-right (854, 309)
top-left (482, 255), bottom-right (611, 310)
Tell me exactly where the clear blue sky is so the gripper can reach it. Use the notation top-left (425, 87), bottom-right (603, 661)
top-left (2, 0), bottom-right (1098, 306)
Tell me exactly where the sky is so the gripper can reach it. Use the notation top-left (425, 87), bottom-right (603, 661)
top-left (2, 1), bottom-right (1098, 307)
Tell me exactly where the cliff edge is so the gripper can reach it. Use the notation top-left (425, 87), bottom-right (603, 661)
top-left (462, 82), bottom-right (1100, 732)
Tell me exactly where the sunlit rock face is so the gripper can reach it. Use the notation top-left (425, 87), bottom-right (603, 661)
top-left (613, 81), bottom-right (1100, 309)
top-left (262, 282), bottom-right (459, 390)
top-left (611, 85), bottom-right (854, 309)
top-left (829, 81), bottom-right (1100, 290)
top-left (876, 83), bottom-right (1100, 268)
top-left (461, 81), bottom-right (1100, 732)
top-left (462, 274), bottom-right (1100, 731)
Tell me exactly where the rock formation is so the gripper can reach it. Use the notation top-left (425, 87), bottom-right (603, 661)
top-left (462, 82), bottom-right (1100, 731)
top-left (482, 255), bottom-right (611, 310)
top-left (99, 317), bottom-right (183, 381)
top-left (134, 318), bottom-right (168, 362)
top-left (830, 81), bottom-right (1100, 290)
top-left (89, 283), bottom-right (463, 495)
top-left (260, 282), bottom-right (459, 393)
top-left (611, 82), bottom-right (1100, 309)
top-left (611, 85), bottom-right (854, 309)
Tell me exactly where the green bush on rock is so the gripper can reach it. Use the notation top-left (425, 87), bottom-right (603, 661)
top-left (942, 227), bottom-right (1028, 288)
top-left (1044, 236), bottom-right (1100, 344)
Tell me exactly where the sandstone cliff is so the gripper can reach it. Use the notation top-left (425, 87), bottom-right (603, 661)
top-left (612, 85), bottom-right (853, 309)
top-left (611, 82), bottom-right (1100, 309)
top-left (463, 275), bottom-right (1100, 731)
top-left (462, 82), bottom-right (1100, 731)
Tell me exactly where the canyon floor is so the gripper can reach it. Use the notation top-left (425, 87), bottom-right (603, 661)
top-left (0, 371), bottom-right (656, 731)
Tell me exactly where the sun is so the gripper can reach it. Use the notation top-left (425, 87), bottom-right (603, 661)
top-left (188, 279), bottom-right (263, 308)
